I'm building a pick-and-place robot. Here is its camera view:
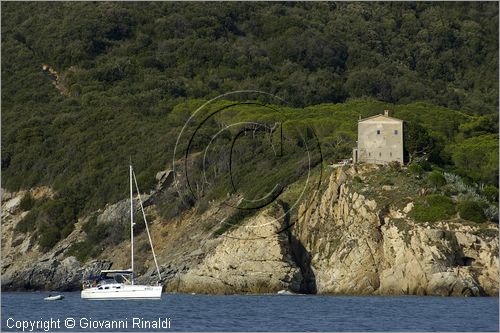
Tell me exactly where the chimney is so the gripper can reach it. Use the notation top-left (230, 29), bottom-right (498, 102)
top-left (384, 109), bottom-right (390, 117)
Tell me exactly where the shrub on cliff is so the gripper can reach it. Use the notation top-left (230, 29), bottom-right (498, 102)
top-left (483, 185), bottom-right (499, 203)
top-left (353, 176), bottom-right (363, 184)
top-left (458, 200), bottom-right (487, 223)
top-left (411, 194), bottom-right (456, 222)
top-left (15, 197), bottom-right (78, 250)
top-left (15, 209), bottom-right (38, 233)
top-left (38, 226), bottom-right (60, 251)
top-left (388, 161), bottom-right (402, 172)
top-left (408, 163), bottom-right (424, 177)
top-left (19, 192), bottom-right (35, 211)
top-left (66, 240), bottom-right (100, 263)
top-left (427, 171), bottom-right (447, 189)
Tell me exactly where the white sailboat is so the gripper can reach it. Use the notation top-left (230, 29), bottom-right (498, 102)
top-left (81, 164), bottom-right (162, 300)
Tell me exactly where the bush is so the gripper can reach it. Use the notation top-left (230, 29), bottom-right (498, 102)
top-left (353, 176), bottom-right (363, 184)
top-left (427, 170), bottom-right (446, 188)
top-left (388, 161), bottom-right (401, 172)
top-left (19, 192), bottom-right (35, 211)
top-left (419, 159), bottom-right (433, 171)
top-left (16, 209), bottom-right (38, 232)
top-left (483, 185), bottom-right (499, 203)
top-left (60, 223), bottom-right (75, 239)
top-left (38, 226), bottom-right (60, 251)
top-left (196, 197), bottom-right (209, 214)
top-left (84, 219), bottom-right (110, 244)
top-left (484, 205), bottom-right (499, 222)
top-left (408, 163), bottom-right (424, 176)
top-left (458, 200), bottom-right (487, 223)
top-left (66, 240), bottom-right (100, 262)
top-left (379, 177), bottom-right (395, 186)
top-left (411, 194), bottom-right (456, 222)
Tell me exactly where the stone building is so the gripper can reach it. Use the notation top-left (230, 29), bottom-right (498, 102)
top-left (352, 110), bottom-right (404, 165)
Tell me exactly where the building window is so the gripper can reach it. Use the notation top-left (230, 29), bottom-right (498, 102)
top-left (376, 129), bottom-right (380, 135)
top-left (368, 152), bottom-right (371, 157)
top-left (390, 152), bottom-right (392, 157)
top-left (379, 152), bottom-right (382, 157)
top-left (394, 130), bottom-right (398, 135)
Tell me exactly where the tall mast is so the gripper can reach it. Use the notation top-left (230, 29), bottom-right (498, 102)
top-left (132, 170), bottom-right (162, 284)
top-left (129, 164), bottom-right (134, 284)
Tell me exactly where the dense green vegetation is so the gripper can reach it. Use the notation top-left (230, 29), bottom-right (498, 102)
top-left (350, 164), bottom-right (497, 225)
top-left (19, 192), bottom-right (35, 211)
top-left (427, 170), bottom-right (447, 189)
top-left (411, 194), bottom-right (456, 222)
top-left (457, 200), bottom-right (487, 223)
top-left (15, 195), bottom-right (77, 251)
top-left (2, 2), bottom-right (498, 110)
top-left (2, 2), bottom-right (498, 250)
top-left (448, 134), bottom-right (499, 185)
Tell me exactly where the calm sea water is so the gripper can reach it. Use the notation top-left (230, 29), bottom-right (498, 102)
top-left (1, 292), bottom-right (498, 332)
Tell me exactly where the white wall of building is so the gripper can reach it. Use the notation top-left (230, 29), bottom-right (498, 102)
top-left (356, 114), bottom-right (404, 165)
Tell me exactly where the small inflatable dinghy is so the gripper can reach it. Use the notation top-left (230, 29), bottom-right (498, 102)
top-left (44, 294), bottom-right (64, 301)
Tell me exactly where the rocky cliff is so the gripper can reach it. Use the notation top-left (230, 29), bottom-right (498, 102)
top-left (294, 166), bottom-right (499, 296)
top-left (1, 188), bottom-right (112, 290)
top-left (171, 213), bottom-right (302, 294)
top-left (2, 165), bottom-right (498, 296)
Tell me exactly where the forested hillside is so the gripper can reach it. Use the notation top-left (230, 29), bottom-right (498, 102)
top-left (2, 2), bottom-right (498, 110)
top-left (1, 2), bottom-right (498, 250)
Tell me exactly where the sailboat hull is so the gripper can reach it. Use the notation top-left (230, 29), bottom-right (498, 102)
top-left (81, 284), bottom-right (162, 300)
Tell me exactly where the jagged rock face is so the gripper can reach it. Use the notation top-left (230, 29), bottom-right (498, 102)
top-left (1, 188), bottom-right (114, 291)
top-left (155, 170), bottom-right (174, 192)
top-left (2, 255), bottom-right (112, 291)
top-left (171, 213), bottom-right (303, 294)
top-left (294, 167), bottom-right (499, 296)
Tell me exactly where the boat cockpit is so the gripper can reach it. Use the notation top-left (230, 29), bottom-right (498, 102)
top-left (82, 270), bottom-right (134, 289)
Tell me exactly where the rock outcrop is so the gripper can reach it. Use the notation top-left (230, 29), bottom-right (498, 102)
top-left (1, 188), bottom-right (127, 291)
top-left (171, 213), bottom-right (302, 294)
top-left (2, 256), bottom-right (113, 291)
top-left (293, 166), bottom-right (499, 296)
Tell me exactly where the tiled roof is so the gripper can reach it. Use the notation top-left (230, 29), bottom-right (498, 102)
top-left (358, 114), bottom-right (403, 123)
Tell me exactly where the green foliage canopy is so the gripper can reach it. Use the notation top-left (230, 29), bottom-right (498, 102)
top-left (411, 194), bottom-right (456, 222)
top-left (448, 134), bottom-right (499, 185)
top-left (457, 200), bottom-right (487, 223)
